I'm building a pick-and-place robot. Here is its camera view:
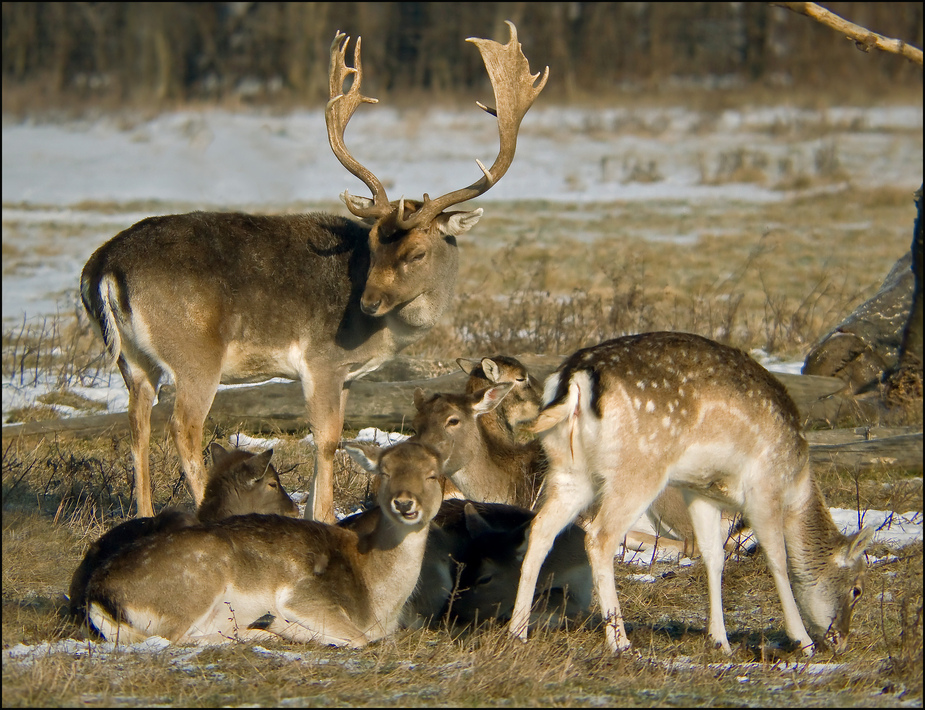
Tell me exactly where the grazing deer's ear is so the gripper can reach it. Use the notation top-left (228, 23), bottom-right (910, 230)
top-left (209, 442), bottom-right (230, 463)
top-left (840, 526), bottom-right (875, 565)
top-left (471, 382), bottom-right (514, 415)
top-left (344, 442), bottom-right (381, 474)
top-left (437, 208), bottom-right (483, 237)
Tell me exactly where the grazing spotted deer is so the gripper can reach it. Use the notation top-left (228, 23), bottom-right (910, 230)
top-left (79, 22), bottom-right (547, 522)
top-left (509, 332), bottom-right (874, 656)
top-left (418, 355), bottom-right (742, 557)
top-left (85, 441), bottom-right (444, 647)
top-left (69, 443), bottom-right (298, 623)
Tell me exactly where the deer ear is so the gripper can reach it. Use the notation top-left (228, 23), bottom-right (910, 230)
top-left (482, 358), bottom-right (502, 383)
top-left (343, 441), bottom-right (381, 474)
top-left (340, 192), bottom-right (375, 213)
top-left (847, 526), bottom-right (875, 562)
top-left (438, 208), bottom-right (483, 237)
top-left (413, 387), bottom-right (428, 410)
top-left (456, 357), bottom-right (480, 375)
top-left (472, 382), bottom-right (514, 415)
top-left (463, 502), bottom-right (496, 538)
top-left (209, 442), bottom-right (230, 463)
top-left (254, 448), bottom-right (274, 473)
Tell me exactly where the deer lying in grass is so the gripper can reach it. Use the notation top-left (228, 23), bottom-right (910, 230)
top-left (69, 443), bottom-right (298, 623)
top-left (418, 355), bottom-right (745, 558)
top-left (79, 22), bottom-right (547, 522)
top-left (85, 441), bottom-right (444, 646)
top-left (509, 332), bottom-right (874, 656)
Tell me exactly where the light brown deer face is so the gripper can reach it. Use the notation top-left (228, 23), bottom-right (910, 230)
top-left (794, 526), bottom-right (874, 652)
top-left (411, 384), bottom-right (514, 477)
top-left (345, 441), bottom-right (445, 527)
top-left (346, 198), bottom-right (483, 318)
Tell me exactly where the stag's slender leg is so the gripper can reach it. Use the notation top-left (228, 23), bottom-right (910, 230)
top-left (170, 371), bottom-right (222, 507)
top-left (684, 493), bottom-right (730, 652)
top-left (119, 358), bottom-right (158, 517)
top-left (304, 372), bottom-right (349, 523)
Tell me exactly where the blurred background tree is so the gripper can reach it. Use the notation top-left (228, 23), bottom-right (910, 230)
top-left (2, 2), bottom-right (921, 114)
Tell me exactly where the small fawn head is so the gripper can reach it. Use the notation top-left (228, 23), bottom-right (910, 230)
top-left (794, 525), bottom-right (874, 652)
top-left (197, 444), bottom-right (299, 522)
top-left (411, 383), bottom-right (514, 476)
top-left (344, 441), bottom-right (445, 528)
top-left (457, 355), bottom-right (543, 432)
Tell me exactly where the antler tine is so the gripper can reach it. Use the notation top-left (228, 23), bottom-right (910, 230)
top-left (398, 21), bottom-right (548, 230)
top-left (325, 31), bottom-right (393, 220)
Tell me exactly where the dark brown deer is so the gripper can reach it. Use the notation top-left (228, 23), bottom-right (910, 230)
top-left (79, 22), bottom-right (547, 522)
top-left (68, 443), bottom-right (298, 624)
top-left (84, 440), bottom-right (445, 647)
top-left (509, 332), bottom-right (874, 656)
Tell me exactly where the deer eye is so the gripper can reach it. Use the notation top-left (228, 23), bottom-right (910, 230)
top-left (447, 416), bottom-right (460, 427)
top-left (851, 586), bottom-right (862, 600)
top-left (406, 251), bottom-right (426, 265)
top-left (476, 574), bottom-right (494, 586)
top-left (515, 377), bottom-right (526, 382)
top-left (268, 481), bottom-right (278, 489)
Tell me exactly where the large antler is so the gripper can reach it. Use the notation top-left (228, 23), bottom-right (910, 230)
top-left (326, 31), bottom-right (393, 220)
top-left (399, 21), bottom-right (549, 229)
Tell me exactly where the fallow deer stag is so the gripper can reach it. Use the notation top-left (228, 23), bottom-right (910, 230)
top-left (79, 21), bottom-right (547, 522)
top-left (69, 443), bottom-right (298, 624)
top-left (509, 332), bottom-right (874, 656)
top-left (84, 440), bottom-right (444, 647)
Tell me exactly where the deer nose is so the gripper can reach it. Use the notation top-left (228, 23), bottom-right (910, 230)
top-left (361, 297), bottom-right (382, 316)
top-left (391, 495), bottom-right (420, 521)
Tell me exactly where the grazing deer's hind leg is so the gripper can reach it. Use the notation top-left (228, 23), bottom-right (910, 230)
top-left (119, 358), bottom-right (159, 518)
top-left (683, 493), bottom-right (731, 653)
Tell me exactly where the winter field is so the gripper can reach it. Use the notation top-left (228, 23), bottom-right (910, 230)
top-left (2, 99), bottom-right (924, 706)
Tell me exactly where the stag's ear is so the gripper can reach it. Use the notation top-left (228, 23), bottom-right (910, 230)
top-left (254, 448), bottom-right (274, 474)
top-left (437, 208), bottom-right (483, 237)
top-left (340, 192), bottom-right (375, 213)
top-left (343, 441), bottom-right (381, 474)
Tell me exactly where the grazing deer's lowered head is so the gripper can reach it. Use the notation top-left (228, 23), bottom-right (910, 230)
top-left (84, 440), bottom-right (445, 647)
top-left (509, 332), bottom-right (874, 656)
top-left (68, 444), bottom-right (298, 625)
top-left (79, 21), bottom-right (547, 523)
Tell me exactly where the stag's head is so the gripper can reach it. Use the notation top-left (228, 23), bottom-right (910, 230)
top-left (326, 22), bottom-right (548, 318)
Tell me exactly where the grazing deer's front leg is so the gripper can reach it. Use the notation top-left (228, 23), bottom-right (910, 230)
top-left (119, 359), bottom-right (158, 518)
top-left (304, 371), bottom-right (350, 523)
